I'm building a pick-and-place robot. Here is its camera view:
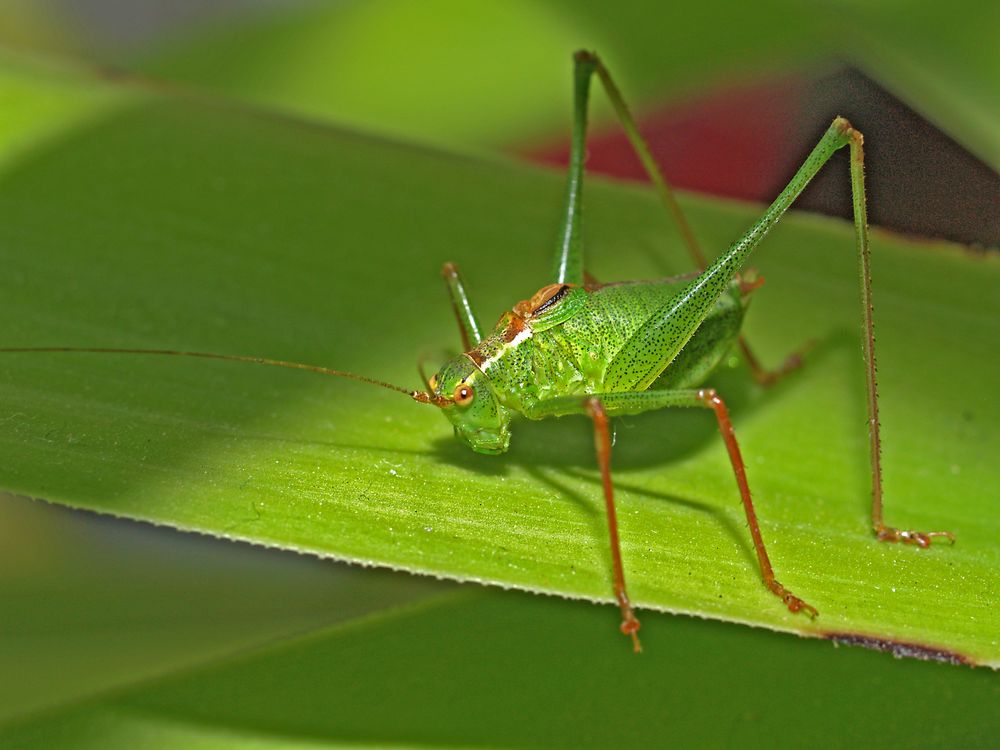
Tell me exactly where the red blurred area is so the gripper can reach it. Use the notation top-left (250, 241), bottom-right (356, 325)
top-left (527, 76), bottom-right (807, 203)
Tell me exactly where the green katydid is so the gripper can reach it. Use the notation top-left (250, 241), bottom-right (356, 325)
top-left (0, 51), bottom-right (954, 652)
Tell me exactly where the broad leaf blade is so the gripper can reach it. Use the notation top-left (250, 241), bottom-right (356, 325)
top-left (0, 54), bottom-right (997, 663)
top-left (0, 494), bottom-right (447, 723)
top-left (136, 0), bottom-right (999, 169)
top-left (3, 588), bottom-right (1000, 749)
top-left (137, 0), bottom-right (832, 149)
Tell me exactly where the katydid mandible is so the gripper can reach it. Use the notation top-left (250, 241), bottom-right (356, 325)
top-left (1, 51), bottom-right (954, 652)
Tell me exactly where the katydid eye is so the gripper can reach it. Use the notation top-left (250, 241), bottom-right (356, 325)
top-left (453, 383), bottom-right (474, 406)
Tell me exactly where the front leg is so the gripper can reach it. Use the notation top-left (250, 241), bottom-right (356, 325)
top-left (586, 397), bottom-right (642, 652)
top-left (440, 262), bottom-right (482, 351)
top-left (528, 389), bottom-right (817, 622)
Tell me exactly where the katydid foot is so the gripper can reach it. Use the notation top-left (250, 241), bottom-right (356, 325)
top-left (616, 592), bottom-right (642, 654)
top-left (875, 526), bottom-right (956, 549)
top-left (767, 580), bottom-right (819, 619)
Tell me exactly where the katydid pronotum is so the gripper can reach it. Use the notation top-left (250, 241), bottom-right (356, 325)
top-left (1, 51), bottom-right (954, 652)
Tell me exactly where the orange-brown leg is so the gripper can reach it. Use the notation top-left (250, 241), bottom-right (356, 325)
top-left (696, 388), bottom-right (818, 617)
top-left (586, 397), bottom-right (642, 652)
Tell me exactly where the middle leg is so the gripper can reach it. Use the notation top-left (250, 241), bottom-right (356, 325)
top-left (587, 397), bottom-right (642, 653)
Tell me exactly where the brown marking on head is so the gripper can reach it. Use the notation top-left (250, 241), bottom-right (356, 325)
top-left (823, 631), bottom-right (974, 666)
top-left (502, 314), bottom-right (527, 343)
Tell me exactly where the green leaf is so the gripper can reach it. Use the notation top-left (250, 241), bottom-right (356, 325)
top-left (138, 0), bottom-right (832, 149)
top-left (0, 494), bottom-right (448, 723)
top-left (4, 587), bottom-right (1000, 748)
top-left (0, 52), bottom-right (997, 664)
top-left (137, 0), bottom-right (999, 167)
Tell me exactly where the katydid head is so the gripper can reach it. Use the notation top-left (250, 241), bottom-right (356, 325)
top-left (428, 355), bottom-right (511, 455)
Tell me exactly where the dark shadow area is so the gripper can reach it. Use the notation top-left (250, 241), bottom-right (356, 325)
top-left (793, 67), bottom-right (999, 248)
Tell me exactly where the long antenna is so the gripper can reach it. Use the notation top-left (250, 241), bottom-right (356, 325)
top-left (0, 347), bottom-right (451, 407)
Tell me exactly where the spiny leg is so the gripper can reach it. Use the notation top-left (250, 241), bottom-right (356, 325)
top-left (528, 389), bottom-right (816, 619)
top-left (579, 50), bottom-right (811, 386)
top-left (583, 51), bottom-right (706, 270)
top-left (586, 397), bottom-right (642, 652)
top-left (842, 128), bottom-right (954, 547)
top-left (603, 109), bottom-right (853, 395)
top-left (550, 51), bottom-right (705, 284)
top-left (549, 53), bottom-right (593, 286)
